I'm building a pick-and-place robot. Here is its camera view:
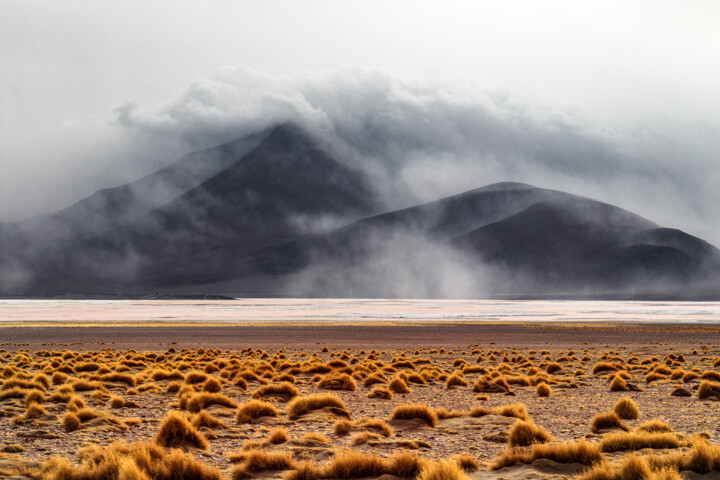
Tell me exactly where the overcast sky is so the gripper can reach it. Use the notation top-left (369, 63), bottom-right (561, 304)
top-left (2, 1), bottom-right (720, 241)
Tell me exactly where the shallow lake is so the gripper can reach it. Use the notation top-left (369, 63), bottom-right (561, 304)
top-left (1, 299), bottom-right (720, 325)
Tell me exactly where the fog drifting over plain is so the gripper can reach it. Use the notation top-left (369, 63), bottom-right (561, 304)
top-left (2, 1), bottom-right (720, 244)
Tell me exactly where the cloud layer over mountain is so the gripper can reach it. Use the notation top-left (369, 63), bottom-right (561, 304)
top-left (4, 65), bottom-right (720, 246)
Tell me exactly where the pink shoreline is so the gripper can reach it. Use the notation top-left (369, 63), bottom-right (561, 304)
top-left (1, 298), bottom-right (719, 324)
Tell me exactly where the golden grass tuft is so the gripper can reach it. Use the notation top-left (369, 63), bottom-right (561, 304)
top-left (323, 450), bottom-right (388, 479)
top-left (636, 419), bottom-right (673, 434)
top-left (236, 399), bottom-right (280, 424)
top-left (697, 380), bottom-right (720, 399)
top-left (609, 375), bottom-right (629, 392)
top-left (231, 450), bottom-right (295, 479)
top-left (491, 439), bottom-right (603, 470)
top-left (648, 439), bottom-right (720, 473)
top-left (391, 403), bottom-right (438, 427)
top-left (155, 411), bottom-right (209, 450)
top-left (418, 459), bottom-right (469, 480)
top-left (453, 454), bottom-right (480, 471)
top-left (613, 397), bottom-right (640, 420)
top-left (267, 427), bottom-right (290, 444)
top-left (446, 372), bottom-right (469, 389)
top-left (536, 382), bottom-right (552, 397)
top-left (590, 412), bottom-right (630, 433)
top-left (202, 377), bottom-right (222, 393)
top-left (318, 373), bottom-right (357, 391)
top-left (186, 392), bottom-right (238, 413)
top-left (577, 454), bottom-right (679, 480)
top-left (191, 410), bottom-right (227, 430)
top-left (600, 431), bottom-right (684, 452)
top-left (42, 440), bottom-right (222, 480)
top-left (388, 376), bottom-right (411, 394)
top-left (252, 382), bottom-right (300, 401)
top-left (508, 420), bottom-right (552, 447)
top-left (62, 411), bottom-right (81, 432)
top-left (367, 386), bottom-right (392, 399)
top-left (287, 393), bottom-right (348, 420)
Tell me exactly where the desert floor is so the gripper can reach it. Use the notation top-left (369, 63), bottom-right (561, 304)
top-left (1, 322), bottom-right (719, 479)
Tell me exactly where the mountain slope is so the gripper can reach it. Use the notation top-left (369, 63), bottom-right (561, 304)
top-left (250, 183), bottom-right (720, 297)
top-left (1, 124), bottom-right (379, 292)
top-left (2, 125), bottom-right (718, 298)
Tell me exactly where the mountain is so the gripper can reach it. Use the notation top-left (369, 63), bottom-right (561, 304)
top-left (0, 124), bottom-right (379, 293)
top-left (247, 183), bottom-right (720, 297)
top-left (1, 126), bottom-right (718, 298)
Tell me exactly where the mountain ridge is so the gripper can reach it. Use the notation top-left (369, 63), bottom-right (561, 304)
top-left (1, 124), bottom-right (718, 298)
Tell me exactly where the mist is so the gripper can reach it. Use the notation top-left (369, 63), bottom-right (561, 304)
top-left (3, 65), bottom-right (719, 247)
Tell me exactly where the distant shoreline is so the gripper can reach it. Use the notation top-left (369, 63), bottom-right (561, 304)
top-left (2, 322), bottom-right (719, 353)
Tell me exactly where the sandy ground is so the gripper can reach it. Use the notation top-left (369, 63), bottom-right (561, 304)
top-left (1, 304), bottom-right (720, 479)
top-left (1, 322), bottom-right (720, 353)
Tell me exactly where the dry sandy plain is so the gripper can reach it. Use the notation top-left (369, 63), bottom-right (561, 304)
top-left (0, 299), bottom-right (719, 479)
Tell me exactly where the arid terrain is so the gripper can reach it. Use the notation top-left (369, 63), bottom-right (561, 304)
top-left (0, 321), bottom-right (719, 479)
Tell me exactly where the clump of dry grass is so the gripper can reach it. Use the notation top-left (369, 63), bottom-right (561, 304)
top-left (593, 362), bottom-right (623, 374)
top-left (491, 439), bottom-right (603, 470)
top-left (155, 411), bottom-right (209, 450)
top-left (186, 392), bottom-right (238, 413)
top-left (23, 401), bottom-right (47, 420)
top-left (334, 417), bottom-right (393, 437)
top-left (318, 373), bottom-right (357, 391)
top-left (613, 397), bottom-right (640, 420)
top-left (636, 420), bottom-right (673, 434)
top-left (609, 375), bottom-right (629, 392)
top-left (645, 372), bottom-right (668, 384)
top-left (471, 403), bottom-right (529, 421)
top-left (61, 411), bottom-right (81, 432)
top-left (236, 399), bottom-right (280, 424)
top-left (508, 420), bottom-right (552, 447)
top-left (350, 431), bottom-right (384, 445)
top-left (388, 376), bottom-right (411, 394)
top-left (446, 372), bottom-right (469, 389)
top-left (546, 362), bottom-right (563, 374)
top-left (267, 427), bottom-right (289, 444)
top-left (590, 412), bottom-right (630, 433)
top-left (697, 380), bottom-right (720, 399)
top-left (334, 419), bottom-right (353, 436)
top-left (578, 454), bottom-right (681, 480)
top-left (252, 382), bottom-right (300, 401)
top-left (600, 431), bottom-right (684, 452)
top-left (453, 454), bottom-right (480, 471)
top-left (367, 386), bottom-right (392, 399)
top-left (417, 459), bottom-right (469, 480)
top-left (191, 410), bottom-right (227, 430)
top-left (391, 404), bottom-right (438, 427)
top-left (202, 377), bottom-right (222, 393)
top-left (323, 450), bottom-right (387, 478)
top-left (648, 439), bottom-right (720, 473)
top-left (287, 393), bottom-right (349, 420)
top-left (108, 395), bottom-right (125, 409)
top-left (231, 450), bottom-right (295, 479)
top-left (362, 373), bottom-right (387, 387)
top-left (536, 382), bottom-right (551, 397)
top-left (321, 450), bottom-right (423, 479)
top-left (42, 440), bottom-right (223, 480)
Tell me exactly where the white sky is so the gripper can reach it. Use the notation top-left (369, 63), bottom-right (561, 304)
top-left (1, 0), bottom-right (720, 221)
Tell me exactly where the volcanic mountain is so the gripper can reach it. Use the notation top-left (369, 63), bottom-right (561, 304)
top-left (2, 124), bottom-right (718, 298)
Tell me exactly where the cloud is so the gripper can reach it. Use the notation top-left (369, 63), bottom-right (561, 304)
top-left (4, 64), bottom-right (720, 246)
top-left (112, 65), bottom-right (720, 245)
